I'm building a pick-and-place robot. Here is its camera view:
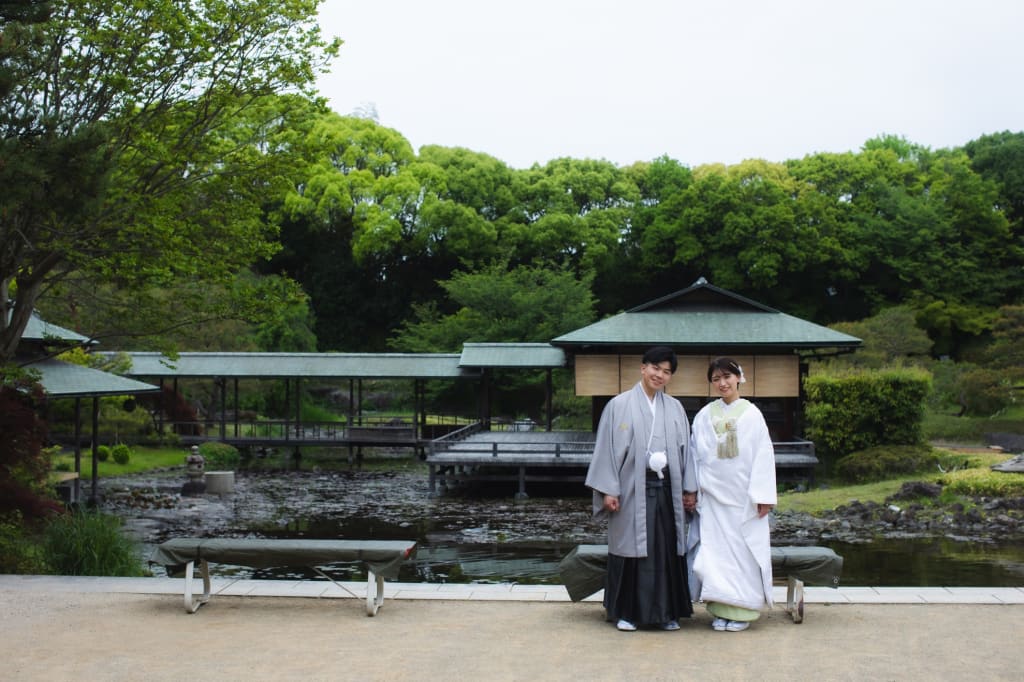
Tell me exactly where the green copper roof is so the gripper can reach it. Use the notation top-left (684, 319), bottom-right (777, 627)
top-left (459, 343), bottom-right (566, 368)
top-left (552, 278), bottom-right (861, 350)
top-left (21, 311), bottom-right (92, 344)
top-left (109, 352), bottom-right (474, 379)
top-left (25, 358), bottom-right (159, 398)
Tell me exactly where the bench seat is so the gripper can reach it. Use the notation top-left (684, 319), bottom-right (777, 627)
top-left (558, 544), bottom-right (842, 623)
top-left (150, 538), bottom-right (417, 616)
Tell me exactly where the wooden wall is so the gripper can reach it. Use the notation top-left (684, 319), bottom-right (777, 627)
top-left (575, 354), bottom-right (800, 397)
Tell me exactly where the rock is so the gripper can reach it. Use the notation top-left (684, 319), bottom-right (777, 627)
top-left (887, 481), bottom-right (942, 501)
top-left (986, 433), bottom-right (1024, 453)
top-left (991, 454), bottom-right (1024, 473)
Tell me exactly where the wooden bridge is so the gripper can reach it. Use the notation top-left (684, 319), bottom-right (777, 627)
top-left (425, 423), bottom-right (818, 498)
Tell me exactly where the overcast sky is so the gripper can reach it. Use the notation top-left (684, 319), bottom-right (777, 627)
top-left (315, 0), bottom-right (1024, 169)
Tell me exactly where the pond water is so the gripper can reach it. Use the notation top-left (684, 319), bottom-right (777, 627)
top-left (102, 464), bottom-right (1024, 588)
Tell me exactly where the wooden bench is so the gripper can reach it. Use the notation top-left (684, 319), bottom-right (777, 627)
top-left (149, 538), bottom-right (417, 616)
top-left (558, 544), bottom-right (842, 624)
top-left (773, 441), bottom-right (819, 484)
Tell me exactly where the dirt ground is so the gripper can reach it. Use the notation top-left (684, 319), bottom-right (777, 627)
top-left (1, 589), bottom-right (1020, 681)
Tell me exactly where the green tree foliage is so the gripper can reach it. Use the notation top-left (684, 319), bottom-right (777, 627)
top-left (608, 156), bottom-right (695, 309)
top-left (391, 261), bottom-right (596, 422)
top-left (393, 261), bottom-right (597, 352)
top-left (964, 130), bottom-right (1024, 236)
top-left (940, 305), bottom-right (1024, 417)
top-left (0, 0), bottom-right (339, 361)
top-left (507, 158), bottom-right (637, 270)
top-left (271, 113), bottom-right (426, 350)
top-left (263, 119), bottom-right (1024, 366)
top-left (827, 306), bottom-right (932, 368)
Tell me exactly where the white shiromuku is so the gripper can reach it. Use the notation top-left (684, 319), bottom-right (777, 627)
top-left (689, 397), bottom-right (777, 610)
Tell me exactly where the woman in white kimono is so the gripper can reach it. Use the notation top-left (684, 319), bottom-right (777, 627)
top-left (585, 346), bottom-right (695, 632)
top-left (690, 357), bottom-right (776, 632)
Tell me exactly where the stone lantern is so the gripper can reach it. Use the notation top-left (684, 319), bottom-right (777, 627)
top-left (181, 445), bottom-right (206, 496)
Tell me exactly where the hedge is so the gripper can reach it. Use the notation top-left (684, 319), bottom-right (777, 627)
top-left (804, 368), bottom-right (932, 459)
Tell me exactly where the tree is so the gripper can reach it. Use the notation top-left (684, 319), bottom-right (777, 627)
top-left (964, 131), bottom-right (1024, 236)
top-left (269, 112), bottom-right (425, 350)
top-left (392, 261), bottom-right (597, 422)
top-left (392, 261), bottom-right (596, 352)
top-left (0, 0), bottom-right (339, 362)
top-left (827, 306), bottom-right (933, 368)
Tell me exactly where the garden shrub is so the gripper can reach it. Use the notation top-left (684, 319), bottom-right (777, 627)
top-left (42, 510), bottom-right (145, 576)
top-left (96, 445), bottom-right (111, 462)
top-left (111, 443), bottom-right (131, 465)
top-left (0, 512), bottom-right (48, 574)
top-left (197, 441), bottom-right (240, 470)
top-left (834, 445), bottom-right (940, 483)
top-left (804, 368), bottom-right (932, 459)
top-left (940, 469), bottom-right (1024, 497)
top-left (0, 381), bottom-right (63, 519)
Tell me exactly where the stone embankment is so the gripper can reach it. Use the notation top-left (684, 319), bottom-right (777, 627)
top-left (773, 480), bottom-right (1024, 545)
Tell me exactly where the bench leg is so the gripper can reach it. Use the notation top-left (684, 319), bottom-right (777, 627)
top-left (366, 570), bottom-right (385, 616)
top-left (785, 576), bottom-right (804, 624)
top-left (183, 559), bottom-right (211, 613)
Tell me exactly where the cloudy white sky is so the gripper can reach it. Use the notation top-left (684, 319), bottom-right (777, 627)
top-left (315, 0), bottom-right (1024, 169)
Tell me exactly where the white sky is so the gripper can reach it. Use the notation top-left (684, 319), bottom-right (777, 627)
top-left (315, 0), bottom-right (1024, 169)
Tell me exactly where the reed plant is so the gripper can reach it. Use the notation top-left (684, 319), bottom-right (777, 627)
top-left (41, 510), bottom-right (145, 577)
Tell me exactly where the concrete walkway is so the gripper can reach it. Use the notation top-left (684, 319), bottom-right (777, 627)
top-left (2, 575), bottom-right (1022, 681)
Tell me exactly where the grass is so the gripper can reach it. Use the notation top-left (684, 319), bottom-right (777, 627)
top-left (923, 405), bottom-right (1024, 443)
top-left (776, 475), bottom-right (939, 514)
top-left (41, 510), bottom-right (146, 576)
top-left (778, 449), bottom-right (1014, 515)
top-left (51, 446), bottom-right (187, 478)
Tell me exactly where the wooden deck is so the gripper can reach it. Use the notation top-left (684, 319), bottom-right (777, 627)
top-left (426, 427), bottom-right (594, 499)
top-left (426, 425), bottom-right (819, 497)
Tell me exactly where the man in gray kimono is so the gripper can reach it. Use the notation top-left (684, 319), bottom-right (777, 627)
top-left (584, 346), bottom-right (696, 631)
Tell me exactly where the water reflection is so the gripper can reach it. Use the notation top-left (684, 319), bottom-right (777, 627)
top-left (224, 538), bottom-right (1024, 587)
top-left (824, 538), bottom-right (1024, 587)
top-left (109, 468), bottom-right (1024, 587)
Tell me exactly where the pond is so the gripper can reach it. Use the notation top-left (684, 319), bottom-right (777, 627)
top-left (100, 464), bottom-right (1024, 588)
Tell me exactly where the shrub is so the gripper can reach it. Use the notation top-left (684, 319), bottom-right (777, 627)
top-left (0, 381), bottom-right (62, 519)
top-left (0, 511), bottom-right (48, 574)
top-left (42, 510), bottom-right (145, 577)
top-left (96, 445), bottom-right (111, 462)
top-left (805, 368), bottom-right (932, 458)
top-left (197, 441), bottom-right (241, 470)
top-left (834, 445), bottom-right (940, 483)
top-left (940, 469), bottom-right (1024, 497)
top-left (959, 367), bottom-right (1015, 417)
top-left (111, 443), bottom-right (132, 465)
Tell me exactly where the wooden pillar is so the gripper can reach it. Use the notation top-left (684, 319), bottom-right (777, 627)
top-left (480, 369), bottom-right (491, 430)
top-left (347, 379), bottom-right (355, 463)
top-left (295, 377), bottom-right (302, 438)
top-left (73, 398), bottom-right (82, 504)
top-left (413, 379), bottom-right (422, 440)
top-left (284, 379), bottom-right (290, 442)
top-left (545, 369), bottom-right (553, 431)
top-left (218, 377), bottom-right (227, 441)
top-left (90, 396), bottom-right (99, 506)
top-left (158, 378), bottom-right (166, 435)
